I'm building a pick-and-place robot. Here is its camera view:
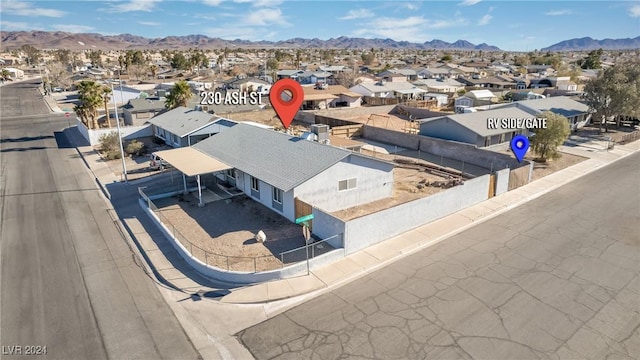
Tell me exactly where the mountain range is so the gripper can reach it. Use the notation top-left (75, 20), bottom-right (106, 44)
top-left (2, 31), bottom-right (639, 52)
top-left (1, 31), bottom-right (501, 51)
top-left (541, 36), bottom-right (640, 51)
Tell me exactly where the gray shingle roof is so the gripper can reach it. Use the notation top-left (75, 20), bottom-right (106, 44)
top-left (123, 98), bottom-right (166, 112)
top-left (512, 96), bottom-right (591, 118)
top-left (420, 106), bottom-right (539, 137)
top-left (193, 123), bottom-right (351, 191)
top-left (147, 106), bottom-right (216, 137)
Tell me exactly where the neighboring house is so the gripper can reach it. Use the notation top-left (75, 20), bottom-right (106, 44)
top-left (223, 77), bottom-right (270, 92)
top-left (298, 71), bottom-right (334, 85)
top-left (413, 78), bottom-right (466, 93)
top-left (419, 107), bottom-right (533, 147)
top-left (349, 80), bottom-right (427, 100)
top-left (302, 85), bottom-right (362, 109)
top-left (109, 85), bottom-right (143, 105)
top-left (277, 69), bottom-right (304, 80)
top-left (4, 67), bottom-right (24, 78)
top-left (122, 98), bottom-right (166, 126)
top-left (457, 76), bottom-right (518, 89)
top-left (508, 96), bottom-right (593, 130)
top-left (147, 106), bottom-right (237, 147)
top-left (423, 93), bottom-right (449, 107)
top-left (417, 67), bottom-right (456, 79)
top-left (378, 68), bottom-right (418, 81)
top-left (526, 65), bottom-right (555, 76)
top-left (192, 123), bottom-right (395, 221)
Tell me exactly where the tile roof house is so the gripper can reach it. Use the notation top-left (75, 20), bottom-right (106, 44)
top-left (147, 106), bottom-right (237, 147)
top-left (192, 123), bottom-right (394, 221)
top-left (349, 80), bottom-right (427, 100)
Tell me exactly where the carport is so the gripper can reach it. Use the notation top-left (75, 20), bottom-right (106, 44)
top-left (153, 147), bottom-right (232, 207)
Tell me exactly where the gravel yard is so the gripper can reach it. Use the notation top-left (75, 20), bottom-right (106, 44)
top-left (153, 194), bottom-right (332, 272)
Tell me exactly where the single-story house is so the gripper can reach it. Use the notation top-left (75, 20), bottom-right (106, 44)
top-left (455, 89), bottom-right (497, 111)
top-left (423, 93), bottom-right (449, 107)
top-left (122, 98), bottom-right (166, 126)
top-left (223, 77), bottom-right (270, 92)
top-left (109, 85), bottom-right (144, 106)
top-left (147, 106), bottom-right (237, 147)
top-left (508, 96), bottom-right (593, 131)
top-left (302, 85), bottom-right (362, 109)
top-left (419, 106), bottom-right (533, 147)
top-left (413, 78), bottom-right (466, 93)
top-left (277, 69), bottom-right (304, 80)
top-left (190, 123), bottom-right (395, 221)
top-left (4, 67), bottom-right (24, 79)
top-left (349, 81), bottom-right (427, 100)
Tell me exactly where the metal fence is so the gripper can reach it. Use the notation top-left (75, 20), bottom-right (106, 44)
top-left (138, 187), bottom-right (340, 273)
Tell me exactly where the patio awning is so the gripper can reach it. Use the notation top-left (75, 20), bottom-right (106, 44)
top-left (153, 147), bottom-right (232, 177)
top-left (304, 93), bottom-right (339, 101)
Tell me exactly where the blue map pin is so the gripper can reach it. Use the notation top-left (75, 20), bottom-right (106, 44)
top-left (510, 135), bottom-right (529, 163)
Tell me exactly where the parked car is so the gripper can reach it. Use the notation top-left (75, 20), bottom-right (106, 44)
top-left (148, 154), bottom-right (172, 170)
top-left (53, 87), bottom-right (64, 92)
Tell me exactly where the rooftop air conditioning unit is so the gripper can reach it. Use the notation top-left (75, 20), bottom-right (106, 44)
top-left (311, 124), bottom-right (329, 143)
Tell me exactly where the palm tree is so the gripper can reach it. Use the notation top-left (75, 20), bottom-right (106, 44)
top-left (1, 69), bottom-right (11, 82)
top-left (149, 64), bottom-right (158, 79)
top-left (76, 80), bottom-right (103, 129)
top-left (164, 80), bottom-right (192, 109)
top-left (101, 85), bottom-right (113, 128)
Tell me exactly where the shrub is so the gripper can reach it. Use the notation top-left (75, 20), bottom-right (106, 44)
top-left (99, 131), bottom-right (120, 153)
top-left (125, 140), bottom-right (145, 156)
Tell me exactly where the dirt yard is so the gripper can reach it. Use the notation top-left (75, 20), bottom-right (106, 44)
top-left (153, 195), bottom-right (329, 272)
top-left (527, 152), bottom-right (588, 181)
top-left (219, 108), bottom-right (310, 134)
top-left (332, 151), bottom-right (465, 221)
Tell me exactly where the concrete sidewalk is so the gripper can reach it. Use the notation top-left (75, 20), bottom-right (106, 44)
top-left (219, 140), bottom-right (640, 303)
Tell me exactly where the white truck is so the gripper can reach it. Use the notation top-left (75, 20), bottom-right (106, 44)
top-left (148, 154), bottom-right (171, 170)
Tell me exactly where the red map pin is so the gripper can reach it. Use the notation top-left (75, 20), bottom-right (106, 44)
top-left (269, 79), bottom-right (304, 130)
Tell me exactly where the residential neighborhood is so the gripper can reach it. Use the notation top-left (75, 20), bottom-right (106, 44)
top-left (1, 1), bottom-right (639, 360)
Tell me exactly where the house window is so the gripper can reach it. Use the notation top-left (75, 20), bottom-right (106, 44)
top-left (272, 186), bottom-right (283, 211)
top-left (272, 187), bottom-right (283, 204)
top-left (338, 178), bottom-right (357, 191)
top-left (173, 134), bottom-right (179, 144)
top-left (226, 169), bottom-right (235, 179)
top-left (250, 176), bottom-right (260, 198)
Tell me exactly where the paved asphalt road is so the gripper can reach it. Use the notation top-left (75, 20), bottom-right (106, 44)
top-left (0, 81), bottom-right (201, 359)
top-left (240, 153), bottom-right (640, 359)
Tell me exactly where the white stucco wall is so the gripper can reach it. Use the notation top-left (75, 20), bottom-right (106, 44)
top-left (237, 170), bottom-right (295, 222)
top-left (294, 155), bottom-right (394, 213)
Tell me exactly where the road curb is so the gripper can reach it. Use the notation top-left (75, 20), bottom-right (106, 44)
top-left (223, 144), bottom-right (640, 305)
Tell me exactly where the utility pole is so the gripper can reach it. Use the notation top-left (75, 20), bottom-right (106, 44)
top-left (111, 80), bottom-right (128, 183)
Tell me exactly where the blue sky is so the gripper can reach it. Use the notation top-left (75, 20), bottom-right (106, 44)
top-left (1, 0), bottom-right (639, 51)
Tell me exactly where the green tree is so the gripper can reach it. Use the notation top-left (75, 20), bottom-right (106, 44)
top-left (1, 69), bottom-right (12, 82)
top-left (149, 64), bottom-right (158, 78)
top-left (583, 59), bottom-right (640, 132)
top-left (21, 44), bottom-right (40, 65)
top-left (165, 80), bottom-right (192, 109)
top-left (75, 80), bottom-right (103, 129)
top-left (440, 53), bottom-right (452, 62)
top-left (579, 49), bottom-right (603, 69)
top-left (360, 52), bottom-right (375, 66)
top-left (530, 111), bottom-right (571, 162)
top-left (266, 58), bottom-right (279, 79)
top-left (100, 85), bottom-right (113, 128)
top-left (171, 52), bottom-right (189, 70)
top-left (125, 140), bottom-right (145, 156)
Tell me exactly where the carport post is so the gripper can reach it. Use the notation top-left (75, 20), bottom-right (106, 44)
top-left (197, 175), bottom-right (204, 207)
top-left (182, 173), bottom-right (187, 195)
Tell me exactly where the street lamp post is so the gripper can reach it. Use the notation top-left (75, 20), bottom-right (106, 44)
top-left (110, 81), bottom-right (128, 183)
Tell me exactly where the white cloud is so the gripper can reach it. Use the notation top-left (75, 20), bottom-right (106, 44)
top-left (202, 0), bottom-right (224, 5)
top-left (245, 8), bottom-right (290, 26)
top-left (630, 5), bottom-right (640, 17)
top-left (205, 26), bottom-right (276, 40)
top-left (3, 1), bottom-right (67, 17)
top-left (403, 3), bottom-right (419, 11)
top-left (138, 21), bottom-right (160, 26)
top-left (0, 21), bottom-right (32, 30)
top-left (459, 0), bottom-right (481, 6)
top-left (544, 9), bottom-right (572, 16)
top-left (51, 24), bottom-right (95, 33)
top-left (340, 9), bottom-right (375, 20)
top-left (478, 14), bottom-right (492, 26)
top-left (194, 14), bottom-right (217, 20)
top-left (232, 0), bottom-right (283, 6)
top-left (352, 15), bottom-right (468, 42)
top-left (106, 0), bottom-right (162, 13)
